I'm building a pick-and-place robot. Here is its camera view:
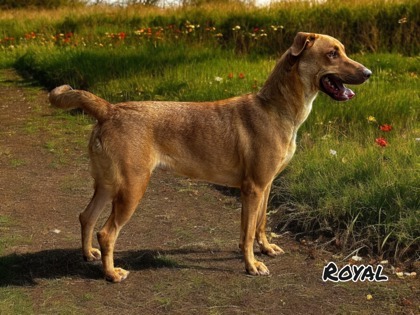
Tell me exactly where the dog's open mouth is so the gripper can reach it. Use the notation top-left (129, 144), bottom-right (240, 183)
top-left (320, 75), bottom-right (355, 101)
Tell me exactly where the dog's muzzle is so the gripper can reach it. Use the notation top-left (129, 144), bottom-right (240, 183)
top-left (320, 67), bottom-right (372, 102)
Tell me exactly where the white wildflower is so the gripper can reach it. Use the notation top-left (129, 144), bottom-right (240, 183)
top-left (329, 149), bottom-right (337, 156)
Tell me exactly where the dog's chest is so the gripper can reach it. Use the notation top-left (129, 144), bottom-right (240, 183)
top-left (281, 134), bottom-right (297, 170)
top-left (296, 93), bottom-right (316, 128)
top-left (273, 96), bottom-right (315, 175)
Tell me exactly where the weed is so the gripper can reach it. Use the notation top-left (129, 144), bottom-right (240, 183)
top-left (10, 158), bottom-right (26, 168)
top-left (82, 293), bottom-right (94, 302)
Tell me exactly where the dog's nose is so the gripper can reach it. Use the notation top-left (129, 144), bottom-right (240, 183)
top-left (363, 68), bottom-right (372, 79)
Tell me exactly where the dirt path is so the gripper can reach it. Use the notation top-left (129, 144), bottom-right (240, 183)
top-left (0, 69), bottom-right (418, 314)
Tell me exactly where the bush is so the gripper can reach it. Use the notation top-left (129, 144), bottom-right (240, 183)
top-left (0, 0), bottom-right (86, 9)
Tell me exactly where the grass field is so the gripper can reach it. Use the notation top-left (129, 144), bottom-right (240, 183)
top-left (0, 0), bottom-right (418, 262)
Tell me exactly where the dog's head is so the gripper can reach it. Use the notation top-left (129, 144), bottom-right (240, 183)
top-left (290, 32), bottom-right (372, 101)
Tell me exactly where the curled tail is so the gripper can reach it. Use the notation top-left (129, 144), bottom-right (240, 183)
top-left (49, 85), bottom-right (112, 122)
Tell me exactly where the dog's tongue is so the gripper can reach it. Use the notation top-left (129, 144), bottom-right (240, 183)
top-left (333, 79), bottom-right (355, 101)
top-left (322, 76), bottom-right (355, 101)
top-left (341, 86), bottom-right (355, 100)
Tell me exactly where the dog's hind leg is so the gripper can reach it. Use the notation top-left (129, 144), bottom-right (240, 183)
top-left (97, 173), bottom-right (151, 282)
top-left (79, 185), bottom-right (112, 262)
top-left (255, 186), bottom-right (284, 257)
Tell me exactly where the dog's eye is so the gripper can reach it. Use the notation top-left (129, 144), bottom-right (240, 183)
top-left (327, 50), bottom-right (339, 59)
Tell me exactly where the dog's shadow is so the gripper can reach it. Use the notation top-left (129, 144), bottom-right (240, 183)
top-left (0, 248), bottom-right (241, 286)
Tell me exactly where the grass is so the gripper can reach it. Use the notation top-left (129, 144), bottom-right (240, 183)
top-left (10, 158), bottom-right (26, 168)
top-left (0, 216), bottom-right (12, 256)
top-left (0, 289), bottom-right (33, 314)
top-left (0, 1), bottom-right (418, 262)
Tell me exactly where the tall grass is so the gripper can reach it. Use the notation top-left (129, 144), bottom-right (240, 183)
top-left (1, 1), bottom-right (419, 261)
top-left (0, 0), bottom-right (418, 55)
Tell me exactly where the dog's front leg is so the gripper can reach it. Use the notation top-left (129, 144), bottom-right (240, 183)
top-left (240, 181), bottom-right (270, 276)
top-left (256, 185), bottom-right (284, 257)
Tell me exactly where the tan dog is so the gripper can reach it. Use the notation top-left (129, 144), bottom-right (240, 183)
top-left (49, 32), bottom-right (371, 282)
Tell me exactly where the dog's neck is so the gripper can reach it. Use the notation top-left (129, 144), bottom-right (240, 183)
top-left (257, 51), bottom-right (318, 127)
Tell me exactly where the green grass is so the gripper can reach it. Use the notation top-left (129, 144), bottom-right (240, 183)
top-left (0, 1), bottom-right (418, 261)
top-left (0, 289), bottom-right (33, 314)
top-left (0, 216), bottom-right (12, 256)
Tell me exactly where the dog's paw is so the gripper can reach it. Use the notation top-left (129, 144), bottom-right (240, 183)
top-left (246, 260), bottom-right (270, 276)
top-left (261, 243), bottom-right (285, 257)
top-left (83, 248), bottom-right (102, 262)
top-left (105, 268), bottom-right (130, 283)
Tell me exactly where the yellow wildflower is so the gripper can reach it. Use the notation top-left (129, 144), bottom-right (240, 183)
top-left (368, 116), bottom-right (377, 123)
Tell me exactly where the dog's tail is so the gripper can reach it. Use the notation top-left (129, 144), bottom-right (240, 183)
top-left (49, 85), bottom-right (112, 123)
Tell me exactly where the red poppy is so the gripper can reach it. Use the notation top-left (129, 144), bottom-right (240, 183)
top-left (375, 138), bottom-right (388, 147)
top-left (119, 32), bottom-right (126, 40)
top-left (238, 73), bottom-right (245, 79)
top-left (379, 124), bottom-right (392, 132)
top-left (228, 72), bottom-right (233, 79)
top-left (25, 32), bottom-right (36, 40)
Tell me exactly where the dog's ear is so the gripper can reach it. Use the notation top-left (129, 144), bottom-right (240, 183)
top-left (290, 32), bottom-right (317, 57)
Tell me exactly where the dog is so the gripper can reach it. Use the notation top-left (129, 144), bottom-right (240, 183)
top-left (49, 32), bottom-right (371, 282)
